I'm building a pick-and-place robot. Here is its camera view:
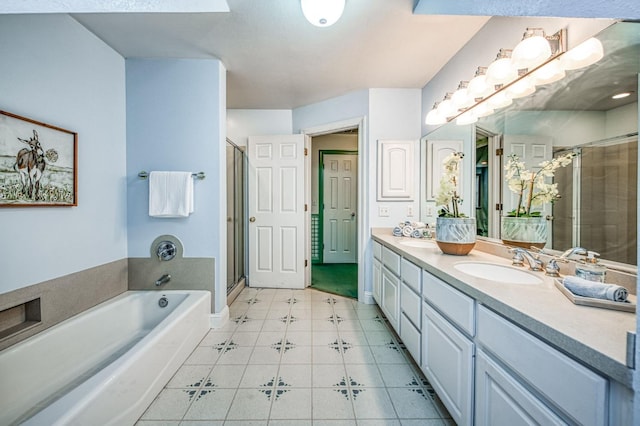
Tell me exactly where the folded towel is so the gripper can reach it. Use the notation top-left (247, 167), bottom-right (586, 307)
top-left (563, 276), bottom-right (628, 302)
top-left (402, 226), bottom-right (414, 237)
top-left (149, 171), bottom-right (194, 218)
top-left (411, 221), bottom-right (427, 229)
top-left (410, 229), bottom-right (422, 238)
top-left (392, 227), bottom-right (403, 237)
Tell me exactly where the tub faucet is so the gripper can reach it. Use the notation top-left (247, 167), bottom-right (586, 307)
top-left (509, 247), bottom-right (544, 271)
top-left (155, 274), bottom-right (171, 286)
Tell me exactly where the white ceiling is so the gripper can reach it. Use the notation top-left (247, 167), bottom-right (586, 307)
top-left (72, 0), bottom-right (490, 109)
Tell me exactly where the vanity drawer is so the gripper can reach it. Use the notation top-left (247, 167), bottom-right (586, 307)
top-left (477, 305), bottom-right (607, 426)
top-left (400, 313), bottom-right (421, 364)
top-left (382, 246), bottom-right (401, 277)
top-left (373, 240), bottom-right (382, 261)
top-left (401, 258), bottom-right (421, 293)
top-left (422, 270), bottom-right (475, 336)
top-left (400, 281), bottom-right (421, 328)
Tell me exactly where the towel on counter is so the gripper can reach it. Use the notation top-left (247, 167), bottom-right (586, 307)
top-left (410, 229), bottom-right (423, 238)
top-left (392, 226), bottom-right (403, 237)
top-left (149, 171), bottom-right (194, 218)
top-left (402, 225), bottom-right (414, 237)
top-left (562, 276), bottom-right (628, 302)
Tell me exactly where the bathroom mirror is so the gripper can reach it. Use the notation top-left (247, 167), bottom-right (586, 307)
top-left (422, 21), bottom-right (640, 267)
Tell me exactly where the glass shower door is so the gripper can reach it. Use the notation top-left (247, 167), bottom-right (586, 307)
top-left (227, 140), bottom-right (246, 298)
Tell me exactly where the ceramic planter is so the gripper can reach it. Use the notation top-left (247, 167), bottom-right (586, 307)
top-left (435, 217), bottom-right (476, 255)
top-left (501, 216), bottom-right (547, 249)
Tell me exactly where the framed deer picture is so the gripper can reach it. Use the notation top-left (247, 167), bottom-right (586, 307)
top-left (0, 111), bottom-right (77, 207)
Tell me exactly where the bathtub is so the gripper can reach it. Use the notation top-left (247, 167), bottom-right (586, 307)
top-left (0, 290), bottom-right (211, 426)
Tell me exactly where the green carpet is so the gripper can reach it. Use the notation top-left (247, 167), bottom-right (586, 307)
top-left (311, 263), bottom-right (358, 299)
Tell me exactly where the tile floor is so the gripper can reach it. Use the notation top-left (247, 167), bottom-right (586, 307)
top-left (136, 287), bottom-right (454, 425)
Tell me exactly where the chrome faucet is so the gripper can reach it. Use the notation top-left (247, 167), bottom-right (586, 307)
top-left (560, 246), bottom-right (588, 260)
top-left (509, 247), bottom-right (544, 271)
top-left (155, 274), bottom-right (171, 286)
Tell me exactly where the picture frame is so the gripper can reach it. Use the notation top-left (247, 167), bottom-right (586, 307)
top-left (0, 111), bottom-right (77, 207)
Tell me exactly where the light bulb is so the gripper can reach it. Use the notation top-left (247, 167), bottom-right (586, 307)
top-left (468, 67), bottom-right (493, 99)
top-left (531, 59), bottom-right (565, 85)
top-left (301, 0), bottom-right (345, 27)
top-left (425, 104), bottom-right (446, 125)
top-left (473, 102), bottom-right (494, 118)
top-left (456, 110), bottom-right (478, 125)
top-left (451, 82), bottom-right (474, 109)
top-left (560, 37), bottom-right (604, 70)
top-left (436, 94), bottom-right (457, 118)
top-left (486, 49), bottom-right (518, 85)
top-left (511, 29), bottom-right (552, 70)
top-left (487, 91), bottom-right (513, 109)
top-left (506, 75), bottom-right (536, 99)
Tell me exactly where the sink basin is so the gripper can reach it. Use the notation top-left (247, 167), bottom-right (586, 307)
top-left (454, 262), bottom-right (542, 285)
top-left (399, 239), bottom-right (436, 248)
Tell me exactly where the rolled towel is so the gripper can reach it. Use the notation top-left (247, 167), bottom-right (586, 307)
top-left (402, 226), bottom-right (414, 237)
top-left (412, 221), bottom-right (427, 229)
top-left (410, 229), bottom-right (422, 238)
top-left (563, 276), bottom-right (628, 302)
top-left (392, 227), bottom-right (403, 237)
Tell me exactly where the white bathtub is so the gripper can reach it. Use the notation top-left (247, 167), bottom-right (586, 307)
top-left (0, 290), bottom-right (211, 426)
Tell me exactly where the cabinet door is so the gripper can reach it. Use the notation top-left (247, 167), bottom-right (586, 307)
top-left (475, 349), bottom-right (566, 426)
top-left (381, 266), bottom-right (400, 331)
top-left (373, 258), bottom-right (382, 304)
top-left (422, 302), bottom-right (474, 426)
top-left (377, 139), bottom-right (415, 200)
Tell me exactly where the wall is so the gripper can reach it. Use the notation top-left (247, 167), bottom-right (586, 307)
top-left (0, 14), bottom-right (127, 294)
top-left (227, 109), bottom-right (293, 147)
top-left (126, 58), bottom-right (227, 315)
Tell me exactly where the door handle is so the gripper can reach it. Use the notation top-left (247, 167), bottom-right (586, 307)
top-left (249, 216), bottom-right (256, 222)
top-left (351, 212), bottom-right (356, 217)
top-left (546, 215), bottom-right (554, 221)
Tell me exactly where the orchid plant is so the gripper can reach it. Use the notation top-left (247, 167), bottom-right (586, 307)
top-left (435, 151), bottom-right (466, 218)
top-left (504, 152), bottom-right (576, 217)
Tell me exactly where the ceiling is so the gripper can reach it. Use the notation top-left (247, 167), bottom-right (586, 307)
top-left (72, 0), bottom-right (490, 109)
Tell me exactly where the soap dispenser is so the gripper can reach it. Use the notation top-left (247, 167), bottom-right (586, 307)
top-left (575, 251), bottom-right (606, 283)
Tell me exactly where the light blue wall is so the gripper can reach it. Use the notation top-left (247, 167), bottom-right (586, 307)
top-left (0, 14), bottom-right (127, 294)
top-left (126, 58), bottom-right (227, 311)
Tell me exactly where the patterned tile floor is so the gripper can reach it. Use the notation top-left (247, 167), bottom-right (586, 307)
top-left (136, 287), bottom-right (454, 426)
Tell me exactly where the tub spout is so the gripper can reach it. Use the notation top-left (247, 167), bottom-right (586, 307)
top-left (155, 274), bottom-right (171, 286)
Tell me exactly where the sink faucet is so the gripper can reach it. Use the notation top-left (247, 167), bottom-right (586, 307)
top-left (509, 247), bottom-right (544, 271)
top-left (560, 247), bottom-right (588, 260)
top-left (155, 274), bottom-right (171, 286)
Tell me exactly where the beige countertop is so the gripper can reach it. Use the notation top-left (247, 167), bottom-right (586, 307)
top-left (371, 228), bottom-right (637, 388)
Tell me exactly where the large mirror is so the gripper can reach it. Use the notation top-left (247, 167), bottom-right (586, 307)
top-left (422, 21), bottom-right (639, 267)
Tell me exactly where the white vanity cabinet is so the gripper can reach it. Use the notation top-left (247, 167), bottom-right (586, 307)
top-left (421, 269), bottom-right (475, 426)
top-left (399, 258), bottom-right (422, 363)
top-left (477, 305), bottom-right (608, 426)
top-left (372, 241), bottom-right (382, 304)
top-left (380, 246), bottom-right (401, 330)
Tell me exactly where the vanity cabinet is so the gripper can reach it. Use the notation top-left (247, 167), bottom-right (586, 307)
top-left (477, 305), bottom-right (608, 426)
top-left (372, 241), bottom-right (382, 303)
top-left (380, 246), bottom-right (401, 330)
top-left (399, 258), bottom-right (422, 363)
top-left (421, 269), bottom-right (475, 426)
top-left (475, 348), bottom-right (565, 425)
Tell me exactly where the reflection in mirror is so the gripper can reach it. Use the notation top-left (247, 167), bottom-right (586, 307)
top-left (423, 21), bottom-right (639, 267)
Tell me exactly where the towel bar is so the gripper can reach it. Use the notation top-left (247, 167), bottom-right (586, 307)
top-left (138, 171), bottom-right (206, 180)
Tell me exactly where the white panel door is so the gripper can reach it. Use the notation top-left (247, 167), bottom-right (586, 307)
top-left (248, 135), bottom-right (305, 288)
top-left (323, 153), bottom-right (357, 263)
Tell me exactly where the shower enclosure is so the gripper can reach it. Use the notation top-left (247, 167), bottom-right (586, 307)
top-left (227, 139), bottom-right (246, 302)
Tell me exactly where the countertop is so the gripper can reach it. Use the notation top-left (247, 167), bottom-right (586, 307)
top-left (371, 228), bottom-right (637, 388)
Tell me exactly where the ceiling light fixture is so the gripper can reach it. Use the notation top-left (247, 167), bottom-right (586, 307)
top-left (425, 102), bottom-right (446, 125)
top-left (560, 37), bottom-right (604, 70)
top-left (486, 49), bottom-right (518, 86)
top-left (301, 0), bottom-right (345, 27)
top-left (612, 92), bottom-right (632, 99)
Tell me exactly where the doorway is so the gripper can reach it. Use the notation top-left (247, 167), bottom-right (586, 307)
top-left (310, 132), bottom-right (359, 299)
top-left (226, 139), bottom-right (246, 304)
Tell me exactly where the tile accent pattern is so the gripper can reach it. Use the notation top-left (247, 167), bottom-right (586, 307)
top-left (137, 287), bottom-right (453, 425)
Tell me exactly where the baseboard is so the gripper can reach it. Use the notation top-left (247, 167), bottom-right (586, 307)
top-left (362, 290), bottom-right (375, 305)
top-left (209, 305), bottom-right (229, 328)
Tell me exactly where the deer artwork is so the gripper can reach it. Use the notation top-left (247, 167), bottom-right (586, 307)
top-left (14, 129), bottom-right (46, 200)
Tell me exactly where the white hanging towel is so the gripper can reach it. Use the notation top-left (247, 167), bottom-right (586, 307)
top-left (148, 171), bottom-right (194, 217)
